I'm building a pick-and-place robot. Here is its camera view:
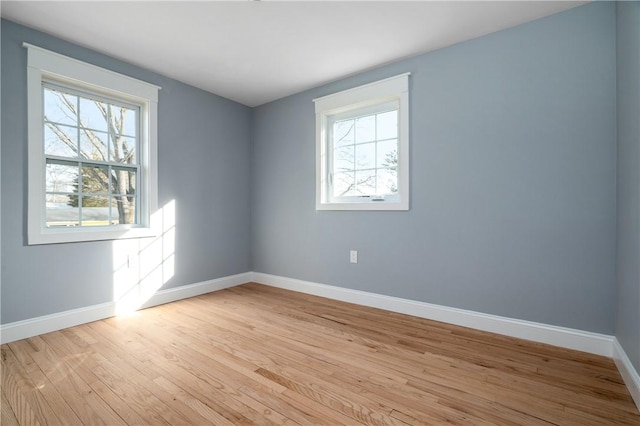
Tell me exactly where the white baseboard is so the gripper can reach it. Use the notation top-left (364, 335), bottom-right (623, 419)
top-left (140, 272), bottom-right (251, 310)
top-left (251, 272), bottom-right (615, 358)
top-left (613, 338), bottom-right (640, 410)
top-left (0, 302), bottom-right (116, 345)
top-left (0, 272), bottom-right (251, 344)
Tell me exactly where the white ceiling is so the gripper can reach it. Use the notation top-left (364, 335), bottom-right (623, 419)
top-left (1, 1), bottom-right (587, 107)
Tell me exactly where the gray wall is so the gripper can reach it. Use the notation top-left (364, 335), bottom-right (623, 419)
top-left (251, 2), bottom-right (617, 334)
top-left (616, 1), bottom-right (640, 372)
top-left (1, 20), bottom-right (252, 323)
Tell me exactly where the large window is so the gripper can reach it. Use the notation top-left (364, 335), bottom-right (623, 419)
top-left (314, 73), bottom-right (410, 210)
top-left (26, 43), bottom-right (159, 244)
top-left (44, 84), bottom-right (140, 227)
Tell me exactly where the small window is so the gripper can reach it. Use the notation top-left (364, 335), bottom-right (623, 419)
top-left (25, 43), bottom-right (160, 244)
top-left (314, 73), bottom-right (410, 210)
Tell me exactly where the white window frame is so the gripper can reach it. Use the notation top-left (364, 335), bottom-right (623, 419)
top-left (25, 43), bottom-right (160, 245)
top-left (314, 73), bottom-right (410, 211)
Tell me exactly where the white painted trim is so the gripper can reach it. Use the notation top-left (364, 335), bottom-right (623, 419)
top-left (315, 73), bottom-right (410, 211)
top-left (23, 43), bottom-right (161, 100)
top-left (613, 338), bottom-right (640, 410)
top-left (313, 72), bottom-right (410, 111)
top-left (25, 42), bottom-right (160, 245)
top-left (139, 272), bottom-right (250, 310)
top-left (0, 272), bottom-right (251, 344)
top-left (0, 302), bottom-right (115, 346)
top-left (251, 272), bottom-right (614, 358)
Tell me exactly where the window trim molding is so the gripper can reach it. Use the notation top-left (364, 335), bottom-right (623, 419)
top-left (314, 73), bottom-right (410, 211)
top-left (25, 43), bottom-right (160, 245)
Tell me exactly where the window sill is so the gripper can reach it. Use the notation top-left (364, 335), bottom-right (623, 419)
top-left (28, 226), bottom-right (157, 245)
top-left (316, 201), bottom-right (409, 211)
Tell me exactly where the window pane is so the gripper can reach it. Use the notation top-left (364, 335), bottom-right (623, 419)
top-left (333, 146), bottom-right (354, 173)
top-left (377, 110), bottom-right (398, 140)
top-left (355, 170), bottom-right (376, 195)
top-left (355, 142), bottom-right (375, 170)
top-left (80, 130), bottom-right (108, 161)
top-left (117, 106), bottom-right (137, 137)
top-left (111, 167), bottom-right (136, 195)
top-left (80, 97), bottom-right (108, 132)
top-left (377, 140), bottom-right (397, 168)
top-left (111, 195), bottom-right (136, 225)
top-left (377, 168), bottom-right (398, 195)
top-left (46, 194), bottom-right (79, 227)
top-left (81, 196), bottom-right (110, 226)
top-left (333, 119), bottom-right (354, 147)
top-left (355, 115), bottom-right (376, 143)
top-left (333, 171), bottom-right (355, 197)
top-left (46, 162), bottom-right (78, 193)
top-left (82, 195), bottom-right (110, 207)
top-left (44, 125), bottom-right (78, 158)
top-left (44, 87), bottom-right (77, 126)
top-left (110, 135), bottom-right (136, 164)
top-left (81, 164), bottom-right (110, 195)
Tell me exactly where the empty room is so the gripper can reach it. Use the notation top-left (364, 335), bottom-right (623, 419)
top-left (1, 0), bottom-right (639, 424)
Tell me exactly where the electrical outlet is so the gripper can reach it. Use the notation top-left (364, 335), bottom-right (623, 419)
top-left (350, 250), bottom-right (358, 264)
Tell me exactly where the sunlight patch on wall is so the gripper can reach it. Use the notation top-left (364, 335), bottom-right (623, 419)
top-left (112, 200), bottom-right (175, 315)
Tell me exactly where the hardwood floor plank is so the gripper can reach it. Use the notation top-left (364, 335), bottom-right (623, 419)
top-left (25, 335), bottom-right (127, 425)
top-left (152, 376), bottom-right (238, 426)
top-left (2, 283), bottom-right (638, 425)
top-left (237, 383), bottom-right (338, 426)
top-left (87, 320), bottom-right (258, 425)
top-left (238, 284), bottom-right (618, 379)
top-left (174, 293), bottom-right (565, 424)
top-left (226, 285), bottom-right (617, 390)
top-left (63, 326), bottom-right (232, 425)
top-left (2, 345), bottom-right (57, 425)
top-left (90, 315), bottom-right (293, 425)
top-left (1, 390), bottom-right (20, 426)
top-left (6, 340), bottom-right (83, 425)
top-left (38, 330), bottom-right (160, 425)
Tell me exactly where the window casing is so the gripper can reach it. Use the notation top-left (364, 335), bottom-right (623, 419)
top-left (314, 73), bottom-right (410, 210)
top-left (26, 43), bottom-right (160, 244)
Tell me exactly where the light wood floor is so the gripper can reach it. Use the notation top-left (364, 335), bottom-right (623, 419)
top-left (2, 283), bottom-right (639, 425)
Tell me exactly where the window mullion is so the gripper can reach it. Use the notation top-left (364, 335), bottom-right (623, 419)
top-left (107, 102), bottom-right (111, 225)
top-left (75, 95), bottom-right (82, 226)
top-left (374, 114), bottom-right (379, 195)
top-left (78, 160), bottom-right (83, 226)
top-left (108, 165), bottom-right (112, 225)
